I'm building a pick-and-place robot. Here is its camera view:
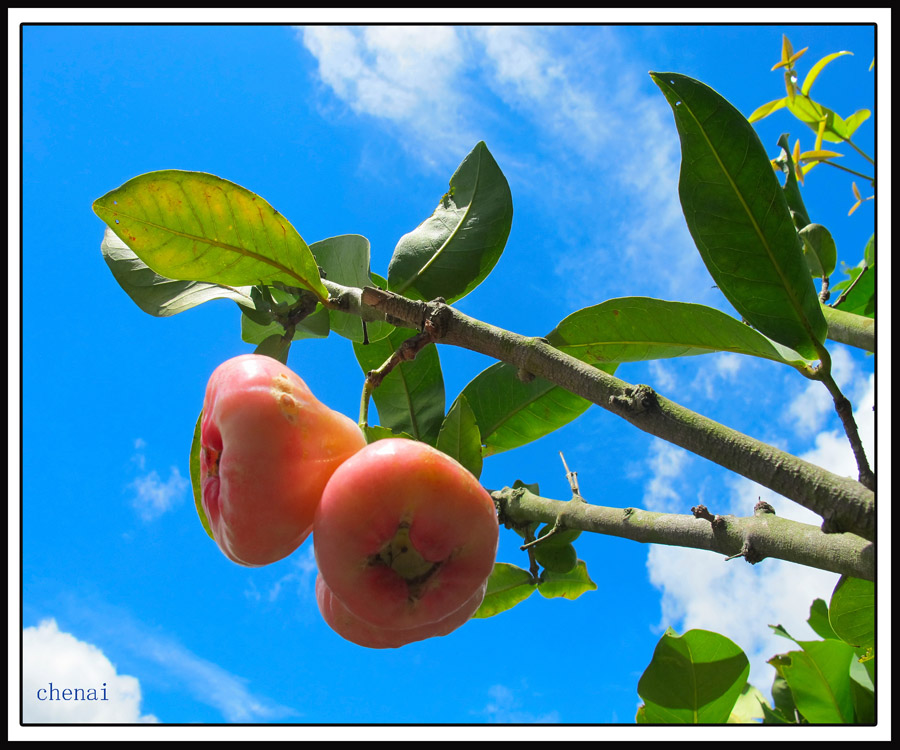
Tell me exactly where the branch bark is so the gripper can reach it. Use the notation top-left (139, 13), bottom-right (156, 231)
top-left (493, 485), bottom-right (874, 581)
top-left (323, 282), bottom-right (875, 541)
top-left (822, 304), bottom-right (875, 352)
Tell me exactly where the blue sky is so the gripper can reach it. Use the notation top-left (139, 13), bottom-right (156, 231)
top-left (16, 17), bottom-right (884, 736)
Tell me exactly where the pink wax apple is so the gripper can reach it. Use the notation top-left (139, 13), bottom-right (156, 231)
top-left (200, 354), bottom-right (366, 566)
top-left (314, 438), bottom-right (499, 631)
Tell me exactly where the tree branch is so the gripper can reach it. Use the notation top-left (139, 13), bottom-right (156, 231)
top-left (493, 485), bottom-right (874, 581)
top-left (322, 282), bottom-right (875, 541)
top-left (822, 303), bottom-right (875, 352)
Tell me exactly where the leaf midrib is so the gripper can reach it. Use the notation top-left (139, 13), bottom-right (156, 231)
top-left (94, 202), bottom-right (324, 298)
top-left (666, 76), bottom-right (821, 357)
top-left (393, 147), bottom-right (483, 294)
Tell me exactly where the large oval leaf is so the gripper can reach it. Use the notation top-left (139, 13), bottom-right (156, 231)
top-left (310, 234), bottom-right (393, 343)
top-left (353, 327), bottom-right (445, 445)
top-left (472, 563), bottom-right (536, 618)
top-left (537, 560), bottom-right (596, 599)
top-left (650, 72), bottom-right (827, 360)
top-left (436, 394), bottom-right (483, 479)
top-left (828, 576), bottom-right (874, 649)
top-left (780, 640), bottom-right (856, 723)
top-left (547, 297), bottom-right (811, 367)
top-left (460, 362), bottom-right (596, 457)
top-left (101, 228), bottom-right (256, 317)
top-left (637, 628), bottom-right (750, 724)
top-left (388, 141), bottom-right (513, 303)
top-left (93, 170), bottom-right (328, 301)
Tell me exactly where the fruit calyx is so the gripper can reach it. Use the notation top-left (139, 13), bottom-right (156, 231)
top-left (370, 521), bottom-right (443, 597)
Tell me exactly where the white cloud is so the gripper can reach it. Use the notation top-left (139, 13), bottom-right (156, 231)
top-left (130, 467), bottom-right (188, 521)
top-left (47, 600), bottom-right (299, 723)
top-left (137, 634), bottom-right (297, 723)
top-left (647, 360), bottom-right (677, 392)
top-left (22, 619), bottom-right (157, 724)
top-left (298, 26), bottom-right (705, 304)
top-left (477, 684), bottom-right (560, 724)
top-left (784, 346), bottom-right (861, 438)
top-left (641, 439), bottom-right (691, 512)
top-left (244, 544), bottom-right (318, 605)
top-left (128, 439), bottom-right (188, 521)
top-left (298, 26), bottom-right (475, 163)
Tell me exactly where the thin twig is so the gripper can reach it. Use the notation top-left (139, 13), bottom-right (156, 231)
top-left (830, 264), bottom-right (871, 309)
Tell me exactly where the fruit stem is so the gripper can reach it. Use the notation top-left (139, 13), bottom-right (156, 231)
top-left (358, 379), bottom-right (373, 431)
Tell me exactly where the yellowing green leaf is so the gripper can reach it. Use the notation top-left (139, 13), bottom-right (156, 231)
top-left (748, 97), bottom-right (787, 123)
top-left (801, 51), bottom-right (852, 96)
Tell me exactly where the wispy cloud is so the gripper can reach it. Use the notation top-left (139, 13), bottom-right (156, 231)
top-left (641, 439), bottom-right (692, 512)
top-left (129, 439), bottom-right (188, 521)
top-left (297, 26), bottom-right (708, 305)
top-left (298, 26), bottom-right (477, 166)
top-left (476, 684), bottom-right (560, 724)
top-left (244, 544), bottom-right (318, 605)
top-left (23, 618), bottom-right (158, 723)
top-left (33, 598), bottom-right (299, 723)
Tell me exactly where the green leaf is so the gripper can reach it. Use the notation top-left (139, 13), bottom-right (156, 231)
top-left (240, 305), bottom-right (330, 345)
top-left (761, 701), bottom-right (795, 724)
top-left (807, 598), bottom-right (840, 641)
top-left (537, 560), bottom-right (596, 599)
top-left (92, 170), bottom-right (329, 301)
top-left (650, 72), bottom-right (827, 359)
top-left (833, 255), bottom-right (875, 319)
top-left (769, 623), bottom-right (798, 642)
top-left (472, 563), bottom-right (536, 618)
top-left (849, 656), bottom-right (875, 724)
top-left (863, 234), bottom-right (875, 267)
top-left (435, 394), bottom-right (483, 479)
top-left (239, 285), bottom-right (330, 345)
top-left (253, 333), bottom-right (292, 365)
top-left (780, 640), bottom-right (856, 723)
top-left (798, 223), bottom-right (837, 277)
top-left (800, 51), bottom-right (853, 96)
top-left (841, 109), bottom-right (871, 139)
top-left (747, 97), bottom-right (787, 123)
top-left (353, 327), bottom-right (445, 445)
top-left (829, 576), bottom-right (874, 649)
top-left (768, 671), bottom-right (801, 723)
top-left (547, 297), bottom-right (812, 367)
top-left (727, 683), bottom-right (768, 723)
top-left (784, 95), bottom-right (865, 142)
top-left (774, 133), bottom-right (812, 230)
top-left (460, 362), bottom-right (594, 457)
top-left (101, 227), bottom-right (256, 316)
top-left (637, 628), bottom-right (750, 724)
top-left (534, 542), bottom-right (578, 574)
top-left (189, 411), bottom-right (213, 540)
top-left (310, 234), bottom-right (394, 343)
top-left (388, 141), bottom-right (513, 303)
top-left (536, 524), bottom-right (581, 547)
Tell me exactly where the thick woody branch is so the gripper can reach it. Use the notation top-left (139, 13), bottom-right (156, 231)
top-left (821, 305), bottom-right (875, 353)
top-left (493, 486), bottom-right (874, 581)
top-left (322, 282), bottom-right (875, 541)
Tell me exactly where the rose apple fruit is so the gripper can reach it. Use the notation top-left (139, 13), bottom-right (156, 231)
top-left (200, 354), bottom-right (366, 567)
top-left (314, 438), bottom-right (498, 631)
top-left (316, 574), bottom-right (487, 649)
